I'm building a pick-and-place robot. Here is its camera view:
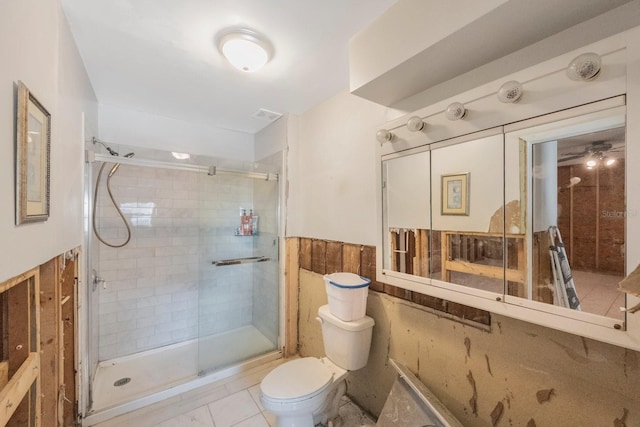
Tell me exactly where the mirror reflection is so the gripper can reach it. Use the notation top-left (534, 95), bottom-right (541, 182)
top-left (430, 135), bottom-right (506, 294)
top-left (528, 123), bottom-right (626, 320)
top-left (382, 150), bottom-right (431, 277)
top-left (381, 107), bottom-right (626, 321)
top-left (382, 134), bottom-right (511, 296)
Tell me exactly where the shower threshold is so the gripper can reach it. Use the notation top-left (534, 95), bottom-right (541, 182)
top-left (85, 325), bottom-right (279, 426)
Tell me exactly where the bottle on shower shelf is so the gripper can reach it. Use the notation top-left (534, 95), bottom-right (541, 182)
top-left (252, 214), bottom-right (259, 235)
top-left (240, 208), bottom-right (253, 236)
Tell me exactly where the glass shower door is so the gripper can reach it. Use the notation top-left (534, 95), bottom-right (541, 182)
top-left (197, 170), bottom-right (280, 375)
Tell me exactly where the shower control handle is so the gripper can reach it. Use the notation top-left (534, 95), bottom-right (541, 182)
top-left (92, 269), bottom-right (106, 291)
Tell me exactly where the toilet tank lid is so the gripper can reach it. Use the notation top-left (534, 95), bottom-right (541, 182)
top-left (318, 305), bottom-right (375, 331)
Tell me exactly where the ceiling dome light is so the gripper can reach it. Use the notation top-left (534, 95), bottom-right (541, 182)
top-left (218, 29), bottom-right (272, 72)
top-left (567, 52), bottom-right (601, 81)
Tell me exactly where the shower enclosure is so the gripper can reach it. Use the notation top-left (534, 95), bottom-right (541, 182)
top-left (82, 141), bottom-right (282, 422)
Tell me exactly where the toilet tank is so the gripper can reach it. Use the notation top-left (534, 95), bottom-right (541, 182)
top-left (317, 304), bottom-right (375, 370)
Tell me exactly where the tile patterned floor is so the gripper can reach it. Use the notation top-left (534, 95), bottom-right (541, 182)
top-left (93, 357), bottom-right (375, 427)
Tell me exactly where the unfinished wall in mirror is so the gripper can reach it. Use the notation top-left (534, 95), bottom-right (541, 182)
top-left (510, 105), bottom-right (626, 321)
top-left (431, 134), bottom-right (510, 295)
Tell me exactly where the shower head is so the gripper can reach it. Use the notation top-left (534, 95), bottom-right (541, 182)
top-left (124, 152), bottom-right (135, 158)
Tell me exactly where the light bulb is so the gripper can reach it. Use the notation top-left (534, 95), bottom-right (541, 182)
top-left (406, 116), bottom-right (425, 132)
top-left (497, 81), bottom-right (523, 103)
top-left (606, 158), bottom-right (616, 166)
top-left (586, 160), bottom-right (597, 167)
top-left (376, 129), bottom-right (394, 144)
top-left (445, 102), bottom-right (467, 120)
top-left (567, 52), bottom-right (601, 81)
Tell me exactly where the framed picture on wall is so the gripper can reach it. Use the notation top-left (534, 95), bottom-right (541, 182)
top-left (441, 172), bottom-right (469, 215)
top-left (16, 81), bottom-right (51, 224)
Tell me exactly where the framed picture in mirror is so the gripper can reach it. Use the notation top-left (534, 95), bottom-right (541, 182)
top-left (441, 172), bottom-right (469, 215)
top-left (16, 81), bottom-right (51, 224)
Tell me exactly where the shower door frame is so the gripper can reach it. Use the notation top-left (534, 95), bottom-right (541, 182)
top-left (197, 170), bottom-right (282, 377)
top-left (79, 146), bottom-right (287, 425)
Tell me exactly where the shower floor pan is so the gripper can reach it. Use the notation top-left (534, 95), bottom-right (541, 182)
top-left (90, 325), bottom-right (276, 414)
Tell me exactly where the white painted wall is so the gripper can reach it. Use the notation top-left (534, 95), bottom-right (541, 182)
top-left (0, 0), bottom-right (98, 283)
top-left (349, 0), bottom-right (508, 97)
top-left (98, 104), bottom-right (254, 162)
top-left (287, 89), bottom-right (398, 245)
top-left (385, 151), bottom-right (430, 229)
top-left (431, 134), bottom-right (504, 232)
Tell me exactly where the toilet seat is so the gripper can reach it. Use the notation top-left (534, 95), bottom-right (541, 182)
top-left (261, 357), bottom-right (334, 403)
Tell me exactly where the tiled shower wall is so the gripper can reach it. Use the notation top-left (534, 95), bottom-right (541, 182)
top-left (93, 161), bottom-right (279, 361)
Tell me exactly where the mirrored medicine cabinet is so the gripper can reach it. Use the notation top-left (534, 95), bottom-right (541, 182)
top-left (380, 96), bottom-right (630, 339)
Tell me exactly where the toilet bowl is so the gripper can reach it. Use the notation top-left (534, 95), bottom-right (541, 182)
top-left (260, 357), bottom-right (347, 427)
top-left (260, 305), bottom-right (374, 427)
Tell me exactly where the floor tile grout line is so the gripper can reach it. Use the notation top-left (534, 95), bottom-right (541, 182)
top-left (206, 402), bottom-right (216, 427)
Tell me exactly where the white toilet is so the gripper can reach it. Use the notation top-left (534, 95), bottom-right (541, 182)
top-left (260, 304), bottom-right (375, 427)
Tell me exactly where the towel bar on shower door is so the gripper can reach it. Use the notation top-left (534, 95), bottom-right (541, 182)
top-left (212, 256), bottom-right (270, 266)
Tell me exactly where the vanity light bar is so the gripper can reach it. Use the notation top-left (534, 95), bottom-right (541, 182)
top-left (377, 52), bottom-right (602, 141)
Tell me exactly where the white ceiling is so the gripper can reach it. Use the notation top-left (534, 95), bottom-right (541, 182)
top-left (60, 0), bottom-right (397, 134)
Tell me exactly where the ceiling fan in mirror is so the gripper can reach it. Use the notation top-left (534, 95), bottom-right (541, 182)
top-left (558, 140), bottom-right (624, 169)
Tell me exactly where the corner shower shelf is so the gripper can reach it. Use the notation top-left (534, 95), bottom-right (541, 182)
top-left (212, 256), bottom-right (270, 266)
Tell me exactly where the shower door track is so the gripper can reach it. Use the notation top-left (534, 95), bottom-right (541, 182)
top-left (87, 151), bottom-right (278, 181)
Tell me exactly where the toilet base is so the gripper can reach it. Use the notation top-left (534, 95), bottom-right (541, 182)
top-left (274, 413), bottom-right (315, 427)
top-left (313, 380), bottom-right (347, 427)
top-left (270, 379), bottom-right (347, 427)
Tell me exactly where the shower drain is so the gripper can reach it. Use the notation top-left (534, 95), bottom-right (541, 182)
top-left (113, 377), bottom-right (131, 387)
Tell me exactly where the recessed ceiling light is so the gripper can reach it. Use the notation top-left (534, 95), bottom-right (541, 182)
top-left (218, 28), bottom-right (272, 72)
top-left (172, 152), bottom-right (190, 160)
